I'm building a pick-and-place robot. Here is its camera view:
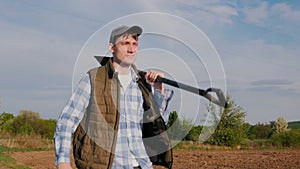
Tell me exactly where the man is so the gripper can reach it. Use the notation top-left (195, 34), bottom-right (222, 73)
top-left (54, 25), bottom-right (173, 169)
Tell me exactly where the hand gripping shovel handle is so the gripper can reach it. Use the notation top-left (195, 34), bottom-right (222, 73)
top-left (139, 71), bottom-right (228, 108)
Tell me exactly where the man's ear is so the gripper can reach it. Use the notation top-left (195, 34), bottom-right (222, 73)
top-left (109, 43), bottom-right (114, 53)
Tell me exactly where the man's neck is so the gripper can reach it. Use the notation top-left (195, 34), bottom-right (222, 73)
top-left (112, 61), bottom-right (131, 75)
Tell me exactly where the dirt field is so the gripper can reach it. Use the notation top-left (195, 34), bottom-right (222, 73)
top-left (10, 149), bottom-right (300, 169)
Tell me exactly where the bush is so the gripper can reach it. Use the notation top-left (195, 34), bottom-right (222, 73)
top-left (166, 111), bottom-right (202, 141)
top-left (185, 125), bottom-right (202, 141)
top-left (270, 117), bottom-right (290, 135)
top-left (271, 129), bottom-right (300, 148)
top-left (0, 112), bottom-right (15, 133)
top-left (247, 123), bottom-right (272, 139)
top-left (2, 110), bottom-right (56, 139)
top-left (206, 95), bottom-right (248, 147)
top-left (18, 124), bottom-right (34, 135)
top-left (12, 110), bottom-right (40, 134)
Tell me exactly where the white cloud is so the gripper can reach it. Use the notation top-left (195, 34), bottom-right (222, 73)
top-left (220, 36), bottom-right (300, 102)
top-left (1, 0), bottom-right (299, 123)
top-left (131, 0), bottom-right (238, 27)
top-left (271, 3), bottom-right (300, 21)
top-left (173, 0), bottom-right (238, 26)
top-left (242, 1), bottom-right (300, 29)
top-left (221, 37), bottom-right (300, 123)
top-left (242, 1), bottom-right (269, 26)
top-left (0, 20), bottom-right (77, 77)
top-left (0, 9), bottom-right (82, 117)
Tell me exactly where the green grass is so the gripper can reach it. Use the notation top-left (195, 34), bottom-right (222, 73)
top-left (0, 146), bottom-right (52, 169)
top-left (0, 148), bottom-right (30, 168)
top-left (173, 140), bottom-right (300, 151)
top-left (173, 141), bottom-right (232, 150)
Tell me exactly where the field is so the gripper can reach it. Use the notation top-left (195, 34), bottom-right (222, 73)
top-left (1, 138), bottom-right (299, 169)
top-left (7, 149), bottom-right (300, 169)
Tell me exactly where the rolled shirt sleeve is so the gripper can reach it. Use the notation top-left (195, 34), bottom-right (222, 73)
top-left (152, 88), bottom-right (174, 124)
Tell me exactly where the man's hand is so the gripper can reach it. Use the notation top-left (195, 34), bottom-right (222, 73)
top-left (145, 70), bottom-right (164, 94)
top-left (57, 162), bottom-right (72, 169)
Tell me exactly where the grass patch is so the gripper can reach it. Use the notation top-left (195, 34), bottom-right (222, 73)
top-left (172, 141), bottom-right (232, 150)
top-left (0, 146), bottom-right (32, 169)
top-left (0, 135), bottom-right (54, 149)
top-left (0, 135), bottom-right (54, 169)
top-left (0, 145), bottom-right (53, 169)
top-left (173, 140), bottom-right (300, 151)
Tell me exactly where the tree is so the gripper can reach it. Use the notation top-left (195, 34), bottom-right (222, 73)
top-left (0, 112), bottom-right (15, 133)
top-left (0, 110), bottom-right (56, 138)
top-left (166, 111), bottom-right (199, 141)
top-left (0, 112), bottom-right (14, 126)
top-left (271, 117), bottom-right (290, 135)
top-left (18, 123), bottom-right (34, 135)
top-left (38, 119), bottom-right (57, 139)
top-left (12, 110), bottom-right (41, 135)
top-left (166, 111), bottom-right (186, 141)
top-left (185, 125), bottom-right (202, 141)
top-left (207, 95), bottom-right (248, 147)
top-left (248, 122), bottom-right (272, 139)
top-left (271, 129), bottom-right (300, 147)
top-left (166, 111), bottom-right (178, 129)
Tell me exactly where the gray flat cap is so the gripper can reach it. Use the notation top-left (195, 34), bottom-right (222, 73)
top-left (109, 25), bottom-right (143, 44)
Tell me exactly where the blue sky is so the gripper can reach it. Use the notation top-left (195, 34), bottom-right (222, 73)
top-left (0, 0), bottom-right (299, 124)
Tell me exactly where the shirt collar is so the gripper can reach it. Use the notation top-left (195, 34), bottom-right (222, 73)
top-left (130, 67), bottom-right (139, 83)
top-left (105, 58), bottom-right (140, 82)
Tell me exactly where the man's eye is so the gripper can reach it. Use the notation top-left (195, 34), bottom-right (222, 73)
top-left (119, 41), bottom-right (138, 46)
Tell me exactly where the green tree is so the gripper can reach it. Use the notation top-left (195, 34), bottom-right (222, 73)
top-left (1, 110), bottom-right (56, 138)
top-left (207, 95), bottom-right (248, 147)
top-left (38, 119), bottom-right (57, 139)
top-left (12, 110), bottom-right (41, 135)
top-left (271, 129), bottom-right (300, 147)
top-left (0, 112), bottom-right (14, 125)
top-left (166, 111), bottom-right (185, 140)
top-left (166, 111), bottom-right (197, 141)
top-left (271, 117), bottom-right (290, 135)
top-left (18, 123), bottom-right (34, 135)
top-left (248, 123), bottom-right (272, 139)
top-left (0, 112), bottom-right (15, 133)
top-left (166, 111), bottom-right (178, 129)
top-left (185, 125), bottom-right (202, 141)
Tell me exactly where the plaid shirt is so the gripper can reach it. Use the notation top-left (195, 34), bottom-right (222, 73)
top-left (54, 70), bottom-right (173, 168)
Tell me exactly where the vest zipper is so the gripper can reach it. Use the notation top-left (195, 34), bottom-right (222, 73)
top-left (108, 73), bottom-right (120, 168)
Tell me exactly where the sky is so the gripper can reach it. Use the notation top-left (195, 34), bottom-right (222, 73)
top-left (0, 0), bottom-right (299, 125)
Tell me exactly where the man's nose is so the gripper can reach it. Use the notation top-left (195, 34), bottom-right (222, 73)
top-left (127, 44), bottom-right (135, 52)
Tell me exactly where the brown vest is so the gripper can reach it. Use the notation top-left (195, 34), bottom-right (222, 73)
top-left (73, 60), bottom-right (173, 169)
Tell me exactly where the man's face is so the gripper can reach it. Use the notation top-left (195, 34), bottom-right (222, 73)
top-left (110, 34), bottom-right (138, 66)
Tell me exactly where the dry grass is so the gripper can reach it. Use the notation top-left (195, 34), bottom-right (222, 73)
top-left (174, 141), bottom-right (234, 150)
top-left (0, 134), bottom-right (53, 149)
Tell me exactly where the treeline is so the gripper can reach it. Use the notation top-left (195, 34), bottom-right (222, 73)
top-left (247, 118), bottom-right (300, 148)
top-left (1, 96), bottom-right (300, 149)
top-left (166, 96), bottom-right (300, 148)
top-left (168, 110), bottom-right (300, 148)
top-left (0, 110), bottom-right (56, 139)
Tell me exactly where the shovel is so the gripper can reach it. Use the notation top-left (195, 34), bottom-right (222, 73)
top-left (94, 56), bottom-right (228, 108)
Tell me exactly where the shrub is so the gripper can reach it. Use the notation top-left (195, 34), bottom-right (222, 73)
top-left (166, 111), bottom-right (202, 141)
top-left (206, 95), bottom-right (248, 147)
top-left (270, 117), bottom-right (290, 135)
top-left (247, 123), bottom-right (272, 139)
top-left (185, 125), bottom-right (202, 141)
top-left (271, 129), bottom-right (300, 148)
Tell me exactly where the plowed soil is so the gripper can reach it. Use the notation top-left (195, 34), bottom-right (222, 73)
top-left (10, 149), bottom-right (300, 169)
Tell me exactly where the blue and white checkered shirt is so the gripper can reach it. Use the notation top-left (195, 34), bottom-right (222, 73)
top-left (54, 69), bottom-right (173, 168)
